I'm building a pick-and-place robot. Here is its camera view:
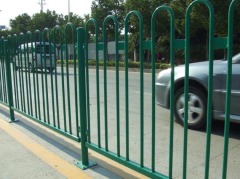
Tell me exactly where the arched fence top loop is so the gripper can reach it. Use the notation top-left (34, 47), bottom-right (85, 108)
top-left (185, 0), bottom-right (215, 63)
top-left (103, 15), bottom-right (119, 30)
top-left (102, 15), bottom-right (119, 47)
top-left (43, 28), bottom-right (50, 33)
top-left (186, 0), bottom-right (214, 25)
top-left (151, 5), bottom-right (175, 41)
top-left (65, 22), bottom-right (76, 30)
top-left (152, 5), bottom-right (175, 26)
top-left (53, 25), bottom-right (63, 34)
top-left (7, 35), bottom-right (12, 40)
top-left (26, 31), bottom-right (33, 41)
top-left (124, 10), bottom-right (143, 27)
top-left (85, 18), bottom-right (99, 43)
top-left (124, 11), bottom-right (143, 38)
top-left (187, 0), bottom-right (214, 13)
top-left (64, 22), bottom-right (76, 44)
top-left (42, 28), bottom-right (51, 43)
top-left (85, 18), bottom-right (99, 32)
top-left (34, 30), bottom-right (42, 42)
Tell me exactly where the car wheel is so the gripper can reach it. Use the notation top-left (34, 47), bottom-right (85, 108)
top-left (174, 86), bottom-right (207, 130)
top-left (48, 67), bottom-right (54, 73)
top-left (29, 63), bottom-right (35, 73)
top-left (14, 65), bottom-right (18, 71)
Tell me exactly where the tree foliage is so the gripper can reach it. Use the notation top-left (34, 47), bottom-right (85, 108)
top-left (9, 13), bottom-right (32, 34)
top-left (91, 0), bottom-right (125, 39)
top-left (1, 1), bottom-right (240, 61)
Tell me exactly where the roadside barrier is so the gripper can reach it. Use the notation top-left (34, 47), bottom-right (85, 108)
top-left (0, 1), bottom-right (239, 178)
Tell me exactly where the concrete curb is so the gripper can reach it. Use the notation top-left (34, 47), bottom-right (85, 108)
top-left (0, 105), bottom-right (148, 179)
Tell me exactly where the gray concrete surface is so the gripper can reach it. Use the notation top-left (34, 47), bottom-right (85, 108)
top-left (3, 66), bottom-right (240, 179)
top-left (0, 127), bottom-right (66, 179)
top-left (0, 110), bottom-right (127, 179)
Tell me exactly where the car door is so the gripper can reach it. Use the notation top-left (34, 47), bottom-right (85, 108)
top-left (212, 56), bottom-right (240, 120)
top-left (230, 62), bottom-right (240, 116)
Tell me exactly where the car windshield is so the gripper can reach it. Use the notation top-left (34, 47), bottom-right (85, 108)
top-left (232, 53), bottom-right (240, 63)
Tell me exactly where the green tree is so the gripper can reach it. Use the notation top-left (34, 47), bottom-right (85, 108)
top-left (10, 13), bottom-right (32, 34)
top-left (124, 0), bottom-right (170, 61)
top-left (91, 0), bottom-right (125, 38)
top-left (31, 10), bottom-right (58, 31)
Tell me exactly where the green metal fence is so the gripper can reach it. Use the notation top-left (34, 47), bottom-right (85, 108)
top-left (0, 0), bottom-right (239, 178)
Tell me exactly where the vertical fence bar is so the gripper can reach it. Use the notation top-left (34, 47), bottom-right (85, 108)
top-left (12, 35), bottom-right (20, 110)
top-left (20, 34), bottom-right (26, 112)
top-left (124, 14), bottom-right (130, 161)
top-left (184, 5), bottom-right (191, 179)
top-left (125, 11), bottom-right (144, 163)
top-left (18, 35), bottom-right (24, 112)
top-left (40, 40), bottom-right (46, 122)
top-left (222, 1), bottom-right (237, 178)
top-left (2, 39), bottom-right (7, 104)
top-left (30, 38), bottom-right (37, 118)
top-left (2, 39), bottom-right (8, 104)
top-left (53, 26), bottom-right (62, 129)
top-left (34, 31), bottom-right (42, 120)
top-left (103, 15), bottom-right (121, 156)
top-left (0, 38), bottom-right (5, 103)
top-left (4, 40), bottom-right (15, 122)
top-left (50, 32), bottom-right (56, 127)
top-left (103, 17), bottom-right (109, 151)
top-left (151, 13), bottom-right (156, 172)
top-left (85, 19), bottom-right (100, 145)
top-left (73, 26), bottom-right (79, 139)
top-left (61, 35), bottom-right (67, 131)
top-left (65, 23), bottom-right (75, 134)
top-left (110, 16), bottom-right (120, 157)
top-left (77, 27), bottom-right (89, 168)
top-left (0, 38), bottom-right (4, 102)
top-left (84, 22), bottom-right (91, 143)
top-left (48, 30), bottom-right (56, 127)
top-left (26, 32), bottom-right (33, 116)
top-left (202, 1), bottom-right (214, 179)
top-left (23, 35), bottom-right (30, 115)
top-left (152, 5), bottom-right (176, 177)
top-left (43, 29), bottom-right (50, 124)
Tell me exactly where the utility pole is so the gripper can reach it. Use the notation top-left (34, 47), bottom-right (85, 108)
top-left (68, 0), bottom-right (71, 22)
top-left (38, 0), bottom-right (46, 12)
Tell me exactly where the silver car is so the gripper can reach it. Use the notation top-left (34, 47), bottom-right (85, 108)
top-left (15, 42), bottom-right (56, 73)
top-left (155, 53), bottom-right (240, 129)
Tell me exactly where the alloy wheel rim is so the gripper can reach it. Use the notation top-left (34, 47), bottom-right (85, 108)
top-left (176, 93), bottom-right (204, 124)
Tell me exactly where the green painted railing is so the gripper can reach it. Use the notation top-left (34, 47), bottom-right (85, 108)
top-left (0, 0), bottom-right (239, 178)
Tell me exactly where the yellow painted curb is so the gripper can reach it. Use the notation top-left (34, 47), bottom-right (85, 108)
top-left (0, 119), bottom-right (92, 179)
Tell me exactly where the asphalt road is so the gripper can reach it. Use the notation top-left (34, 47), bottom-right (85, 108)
top-left (11, 66), bottom-right (240, 179)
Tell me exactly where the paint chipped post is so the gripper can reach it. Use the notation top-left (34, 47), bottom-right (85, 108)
top-left (4, 40), bottom-right (15, 122)
top-left (76, 27), bottom-right (96, 169)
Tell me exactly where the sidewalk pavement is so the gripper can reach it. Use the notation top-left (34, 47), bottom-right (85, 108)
top-left (0, 106), bottom-right (147, 179)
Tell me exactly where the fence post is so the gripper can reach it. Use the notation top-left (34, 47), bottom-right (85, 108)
top-left (4, 40), bottom-right (15, 122)
top-left (75, 27), bottom-right (96, 169)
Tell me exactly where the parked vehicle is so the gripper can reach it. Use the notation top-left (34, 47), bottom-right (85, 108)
top-left (14, 42), bottom-right (56, 72)
top-left (155, 53), bottom-right (240, 129)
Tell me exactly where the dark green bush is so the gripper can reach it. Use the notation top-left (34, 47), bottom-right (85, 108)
top-left (56, 59), bottom-right (170, 69)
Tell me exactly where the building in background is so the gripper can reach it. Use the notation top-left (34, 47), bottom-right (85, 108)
top-left (0, 25), bottom-right (7, 30)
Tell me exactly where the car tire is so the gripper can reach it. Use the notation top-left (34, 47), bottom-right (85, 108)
top-left (29, 63), bottom-right (35, 73)
top-left (174, 86), bottom-right (207, 130)
top-left (14, 65), bottom-right (19, 71)
top-left (48, 67), bottom-right (54, 73)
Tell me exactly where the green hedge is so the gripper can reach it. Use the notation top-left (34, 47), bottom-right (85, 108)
top-left (57, 59), bottom-right (170, 70)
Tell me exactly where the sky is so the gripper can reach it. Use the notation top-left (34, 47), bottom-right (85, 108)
top-left (0, 0), bottom-right (92, 28)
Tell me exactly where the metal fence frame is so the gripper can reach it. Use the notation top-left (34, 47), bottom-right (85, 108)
top-left (0, 0), bottom-right (239, 178)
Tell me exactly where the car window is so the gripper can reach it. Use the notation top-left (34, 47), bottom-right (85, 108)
top-left (36, 44), bottom-right (54, 54)
top-left (232, 53), bottom-right (240, 64)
